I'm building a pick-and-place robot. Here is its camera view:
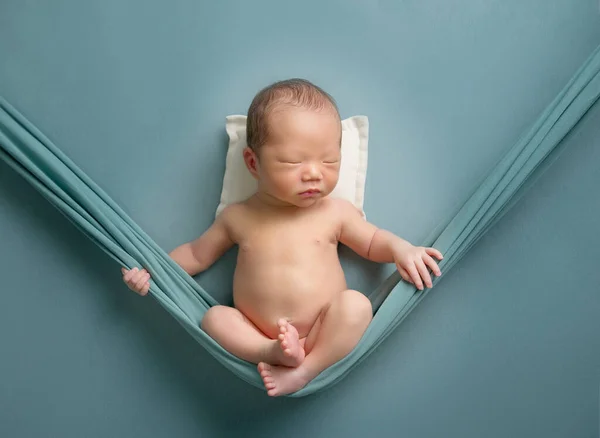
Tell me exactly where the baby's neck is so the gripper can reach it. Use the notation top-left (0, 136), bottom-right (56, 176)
top-left (253, 192), bottom-right (297, 209)
top-left (252, 192), bottom-right (320, 211)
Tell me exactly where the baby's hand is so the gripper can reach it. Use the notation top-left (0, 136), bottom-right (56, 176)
top-left (393, 242), bottom-right (443, 291)
top-left (121, 267), bottom-right (151, 296)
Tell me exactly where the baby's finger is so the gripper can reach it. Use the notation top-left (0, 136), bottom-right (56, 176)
top-left (129, 271), bottom-right (142, 285)
top-left (132, 269), bottom-right (148, 284)
top-left (406, 264), bottom-right (424, 290)
top-left (140, 282), bottom-right (150, 296)
top-left (124, 267), bottom-right (139, 282)
top-left (423, 253), bottom-right (442, 276)
top-left (134, 273), bottom-right (150, 291)
top-left (397, 265), bottom-right (412, 284)
top-left (426, 247), bottom-right (444, 260)
top-left (415, 259), bottom-right (433, 289)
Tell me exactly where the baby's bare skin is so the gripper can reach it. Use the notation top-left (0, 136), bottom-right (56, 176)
top-left (229, 197), bottom-right (347, 340)
top-left (122, 86), bottom-right (443, 396)
top-left (199, 194), bottom-right (380, 395)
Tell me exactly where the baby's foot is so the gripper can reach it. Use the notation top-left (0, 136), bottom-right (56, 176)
top-left (258, 362), bottom-right (312, 397)
top-left (276, 318), bottom-right (305, 367)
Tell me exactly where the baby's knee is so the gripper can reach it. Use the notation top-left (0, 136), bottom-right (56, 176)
top-left (340, 289), bottom-right (373, 326)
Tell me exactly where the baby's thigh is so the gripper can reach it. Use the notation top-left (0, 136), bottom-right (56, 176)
top-left (201, 305), bottom-right (266, 335)
top-left (335, 289), bottom-right (373, 322)
top-left (304, 289), bottom-right (372, 352)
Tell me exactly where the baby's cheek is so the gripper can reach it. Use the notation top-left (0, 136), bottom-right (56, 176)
top-left (325, 170), bottom-right (339, 187)
top-left (271, 172), bottom-right (296, 193)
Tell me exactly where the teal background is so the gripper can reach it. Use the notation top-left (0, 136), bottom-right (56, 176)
top-left (1, 1), bottom-right (599, 436)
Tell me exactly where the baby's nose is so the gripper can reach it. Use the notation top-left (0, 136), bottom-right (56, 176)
top-left (302, 163), bottom-right (322, 180)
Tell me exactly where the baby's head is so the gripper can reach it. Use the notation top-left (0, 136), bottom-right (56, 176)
top-left (243, 78), bottom-right (342, 208)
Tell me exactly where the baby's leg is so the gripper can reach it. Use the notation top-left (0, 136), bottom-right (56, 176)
top-left (201, 305), bottom-right (304, 367)
top-left (258, 290), bottom-right (372, 396)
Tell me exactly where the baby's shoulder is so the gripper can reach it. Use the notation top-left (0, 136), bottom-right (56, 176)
top-left (217, 201), bottom-right (251, 224)
top-left (321, 197), bottom-right (362, 217)
top-left (215, 201), bottom-right (256, 242)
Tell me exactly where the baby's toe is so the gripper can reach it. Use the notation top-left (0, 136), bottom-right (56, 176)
top-left (258, 362), bottom-right (272, 377)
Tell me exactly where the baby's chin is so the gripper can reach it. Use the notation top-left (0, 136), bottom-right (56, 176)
top-left (266, 189), bottom-right (332, 208)
top-left (291, 193), bottom-right (328, 207)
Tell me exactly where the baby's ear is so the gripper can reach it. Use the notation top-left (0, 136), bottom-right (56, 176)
top-left (242, 147), bottom-right (260, 179)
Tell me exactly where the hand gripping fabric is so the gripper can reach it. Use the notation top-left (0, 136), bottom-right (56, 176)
top-left (1, 44), bottom-right (599, 397)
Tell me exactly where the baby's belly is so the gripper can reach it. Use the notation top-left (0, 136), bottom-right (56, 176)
top-left (232, 249), bottom-right (347, 339)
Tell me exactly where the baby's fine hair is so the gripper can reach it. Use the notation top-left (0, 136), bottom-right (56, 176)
top-left (246, 78), bottom-right (340, 152)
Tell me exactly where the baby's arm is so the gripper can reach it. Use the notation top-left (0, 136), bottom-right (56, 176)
top-left (337, 200), bottom-right (407, 262)
top-left (169, 208), bottom-right (236, 276)
top-left (337, 200), bottom-right (443, 290)
top-left (122, 207), bottom-right (236, 295)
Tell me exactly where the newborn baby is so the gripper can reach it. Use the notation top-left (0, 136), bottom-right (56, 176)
top-left (122, 78), bottom-right (443, 396)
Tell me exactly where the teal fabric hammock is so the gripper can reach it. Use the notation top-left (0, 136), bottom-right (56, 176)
top-left (1, 43), bottom-right (599, 397)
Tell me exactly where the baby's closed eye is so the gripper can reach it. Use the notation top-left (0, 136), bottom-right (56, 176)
top-left (277, 159), bottom-right (338, 165)
top-left (276, 156), bottom-right (302, 165)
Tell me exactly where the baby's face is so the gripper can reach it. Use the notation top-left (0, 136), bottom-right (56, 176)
top-left (248, 106), bottom-right (342, 207)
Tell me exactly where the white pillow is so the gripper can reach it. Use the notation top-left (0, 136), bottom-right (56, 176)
top-left (216, 115), bottom-right (369, 217)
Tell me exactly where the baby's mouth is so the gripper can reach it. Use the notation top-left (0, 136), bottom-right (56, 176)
top-left (299, 189), bottom-right (321, 197)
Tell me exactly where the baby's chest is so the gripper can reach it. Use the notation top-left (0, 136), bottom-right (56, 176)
top-left (237, 221), bottom-right (339, 254)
